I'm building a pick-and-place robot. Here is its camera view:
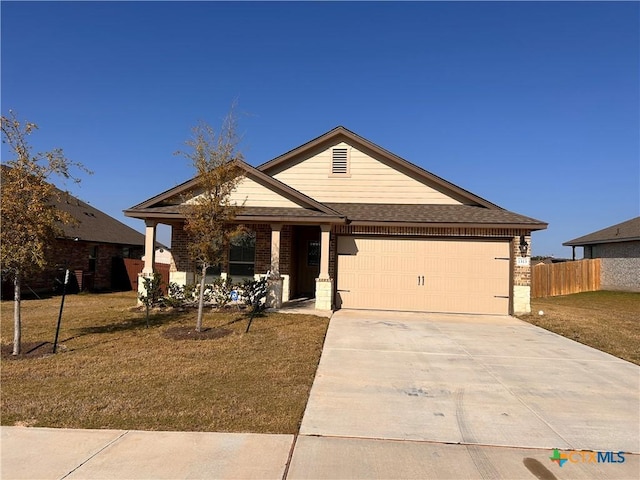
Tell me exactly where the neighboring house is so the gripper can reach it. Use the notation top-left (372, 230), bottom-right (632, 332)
top-left (563, 217), bottom-right (640, 292)
top-left (1, 183), bottom-right (146, 296)
top-left (125, 126), bottom-right (547, 315)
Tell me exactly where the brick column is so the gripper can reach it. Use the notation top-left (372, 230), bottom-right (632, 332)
top-left (513, 234), bottom-right (532, 315)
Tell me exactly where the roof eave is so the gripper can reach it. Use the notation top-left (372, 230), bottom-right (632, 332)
top-left (123, 209), bottom-right (347, 224)
top-left (563, 237), bottom-right (640, 247)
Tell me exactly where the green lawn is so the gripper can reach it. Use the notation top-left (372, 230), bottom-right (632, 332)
top-left (1, 291), bottom-right (329, 432)
top-left (518, 291), bottom-right (640, 365)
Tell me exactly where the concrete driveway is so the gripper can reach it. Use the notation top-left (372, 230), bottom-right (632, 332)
top-left (288, 310), bottom-right (639, 479)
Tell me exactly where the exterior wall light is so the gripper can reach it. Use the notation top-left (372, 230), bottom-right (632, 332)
top-left (519, 235), bottom-right (529, 257)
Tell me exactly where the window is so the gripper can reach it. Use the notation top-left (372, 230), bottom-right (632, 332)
top-left (307, 240), bottom-right (320, 266)
top-left (331, 148), bottom-right (349, 175)
top-left (229, 231), bottom-right (256, 277)
top-left (88, 246), bottom-right (98, 272)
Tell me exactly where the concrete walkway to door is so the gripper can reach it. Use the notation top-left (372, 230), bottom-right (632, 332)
top-left (288, 310), bottom-right (639, 479)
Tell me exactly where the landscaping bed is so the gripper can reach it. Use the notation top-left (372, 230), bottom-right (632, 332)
top-left (1, 291), bottom-right (329, 433)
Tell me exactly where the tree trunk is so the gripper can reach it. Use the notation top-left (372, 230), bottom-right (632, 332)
top-left (196, 264), bottom-right (207, 332)
top-left (12, 270), bottom-right (21, 356)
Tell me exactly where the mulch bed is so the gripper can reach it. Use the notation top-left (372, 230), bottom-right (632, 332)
top-left (162, 326), bottom-right (233, 341)
top-left (1, 341), bottom-right (55, 360)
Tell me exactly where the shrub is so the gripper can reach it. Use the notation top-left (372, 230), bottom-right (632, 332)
top-left (138, 273), bottom-right (163, 327)
top-left (212, 276), bottom-right (233, 309)
top-left (163, 278), bottom-right (240, 309)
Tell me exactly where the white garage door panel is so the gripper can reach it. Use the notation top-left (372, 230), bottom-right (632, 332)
top-left (336, 237), bottom-right (510, 314)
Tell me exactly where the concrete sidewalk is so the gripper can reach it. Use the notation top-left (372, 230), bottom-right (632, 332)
top-left (1, 427), bottom-right (293, 479)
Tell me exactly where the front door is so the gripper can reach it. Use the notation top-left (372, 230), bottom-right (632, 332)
top-left (295, 226), bottom-right (320, 297)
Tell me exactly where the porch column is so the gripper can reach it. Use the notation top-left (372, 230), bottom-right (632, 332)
top-left (268, 224), bottom-right (283, 308)
top-left (315, 224), bottom-right (333, 311)
top-left (143, 220), bottom-right (157, 274)
top-left (270, 224), bottom-right (281, 276)
top-left (319, 224), bottom-right (331, 279)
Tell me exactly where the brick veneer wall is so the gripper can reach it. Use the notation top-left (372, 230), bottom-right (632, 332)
top-left (586, 241), bottom-right (640, 291)
top-left (254, 224), bottom-right (271, 274)
top-left (6, 239), bottom-right (143, 295)
top-left (170, 222), bottom-right (293, 277)
top-left (170, 223), bottom-right (192, 273)
top-left (280, 225), bottom-right (292, 275)
top-left (513, 234), bottom-right (531, 286)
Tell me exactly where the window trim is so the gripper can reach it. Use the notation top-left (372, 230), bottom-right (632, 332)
top-left (228, 231), bottom-right (256, 279)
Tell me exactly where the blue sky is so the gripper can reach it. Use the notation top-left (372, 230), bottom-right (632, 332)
top-left (2, 1), bottom-right (638, 256)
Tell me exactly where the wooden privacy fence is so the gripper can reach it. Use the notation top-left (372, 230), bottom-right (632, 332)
top-left (122, 258), bottom-right (170, 294)
top-left (531, 259), bottom-right (600, 298)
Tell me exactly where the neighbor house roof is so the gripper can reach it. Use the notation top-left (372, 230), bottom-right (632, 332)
top-left (563, 217), bottom-right (640, 247)
top-left (1, 165), bottom-right (147, 246)
top-left (54, 190), bottom-right (147, 246)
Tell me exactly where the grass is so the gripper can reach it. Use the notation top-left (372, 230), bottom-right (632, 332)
top-left (1, 291), bottom-right (329, 433)
top-left (518, 291), bottom-right (640, 365)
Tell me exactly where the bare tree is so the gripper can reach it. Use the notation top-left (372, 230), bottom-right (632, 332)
top-left (177, 111), bottom-right (245, 332)
top-left (1, 111), bottom-right (89, 355)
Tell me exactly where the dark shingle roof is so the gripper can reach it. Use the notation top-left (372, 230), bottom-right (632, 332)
top-left (136, 205), bottom-right (336, 218)
top-left (325, 203), bottom-right (547, 228)
top-left (563, 217), bottom-right (640, 246)
top-left (128, 205), bottom-right (344, 222)
top-left (54, 192), bottom-right (146, 246)
top-left (1, 165), bottom-right (146, 246)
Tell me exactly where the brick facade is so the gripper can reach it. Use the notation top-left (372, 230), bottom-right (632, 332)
top-left (2, 238), bottom-right (143, 297)
top-left (512, 234), bottom-right (531, 287)
top-left (170, 222), bottom-right (294, 278)
top-left (584, 240), bottom-right (640, 291)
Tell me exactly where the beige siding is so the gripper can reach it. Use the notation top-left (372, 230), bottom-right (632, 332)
top-left (184, 177), bottom-right (302, 208)
top-left (181, 177), bottom-right (294, 208)
top-left (229, 177), bottom-right (302, 208)
top-left (273, 142), bottom-right (463, 204)
top-left (336, 237), bottom-right (510, 314)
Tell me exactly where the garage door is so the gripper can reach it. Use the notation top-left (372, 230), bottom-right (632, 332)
top-left (336, 237), bottom-right (510, 314)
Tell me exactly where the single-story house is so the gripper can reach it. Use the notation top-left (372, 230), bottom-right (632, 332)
top-left (563, 217), bottom-right (640, 292)
top-left (125, 126), bottom-right (547, 315)
top-left (47, 190), bottom-right (148, 292)
top-left (1, 179), bottom-right (147, 296)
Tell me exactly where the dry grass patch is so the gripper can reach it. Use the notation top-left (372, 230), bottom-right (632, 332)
top-left (1, 292), bottom-right (329, 433)
top-left (518, 291), bottom-right (640, 365)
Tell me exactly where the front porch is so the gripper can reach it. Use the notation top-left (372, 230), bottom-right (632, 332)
top-left (140, 221), bottom-right (335, 311)
top-left (268, 297), bottom-right (333, 318)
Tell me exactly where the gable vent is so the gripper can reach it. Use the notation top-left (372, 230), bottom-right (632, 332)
top-left (332, 148), bottom-right (349, 175)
